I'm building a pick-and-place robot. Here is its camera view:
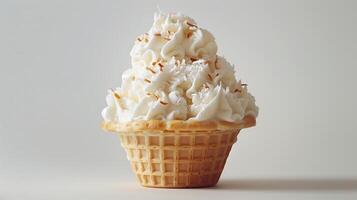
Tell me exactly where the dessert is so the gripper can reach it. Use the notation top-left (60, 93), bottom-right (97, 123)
top-left (101, 12), bottom-right (258, 188)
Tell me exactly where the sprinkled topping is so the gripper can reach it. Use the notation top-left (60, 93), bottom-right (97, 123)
top-left (234, 88), bottom-right (241, 93)
top-left (146, 92), bottom-right (159, 99)
top-left (146, 93), bottom-right (159, 100)
top-left (190, 58), bottom-right (198, 62)
top-left (158, 63), bottom-right (164, 72)
top-left (152, 62), bottom-right (164, 72)
top-left (159, 101), bottom-right (168, 105)
top-left (137, 33), bottom-right (150, 43)
top-left (165, 30), bottom-right (171, 36)
top-left (113, 93), bottom-right (121, 100)
top-left (146, 67), bottom-right (156, 74)
top-left (186, 32), bottom-right (193, 38)
top-left (186, 21), bottom-right (198, 28)
top-left (110, 89), bottom-right (121, 100)
top-left (144, 79), bottom-right (151, 83)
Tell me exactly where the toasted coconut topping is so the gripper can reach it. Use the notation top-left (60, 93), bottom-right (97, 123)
top-left (146, 67), bottom-right (156, 74)
top-left (163, 37), bottom-right (170, 40)
top-left (113, 93), bottom-right (121, 100)
top-left (159, 101), bottom-right (168, 105)
top-left (234, 88), bottom-right (241, 93)
top-left (186, 21), bottom-right (198, 28)
top-left (110, 89), bottom-right (121, 100)
top-left (137, 38), bottom-right (142, 42)
top-left (241, 83), bottom-right (248, 86)
top-left (190, 57), bottom-right (198, 62)
top-left (132, 76), bottom-right (136, 80)
top-left (144, 79), bottom-right (151, 83)
top-left (154, 33), bottom-right (161, 36)
top-left (146, 93), bottom-right (159, 100)
top-left (167, 30), bottom-right (175, 35)
top-left (216, 73), bottom-right (219, 77)
top-left (186, 32), bottom-right (193, 38)
top-left (208, 74), bottom-right (213, 81)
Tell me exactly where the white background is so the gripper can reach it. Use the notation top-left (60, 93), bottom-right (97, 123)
top-left (1, 0), bottom-right (357, 199)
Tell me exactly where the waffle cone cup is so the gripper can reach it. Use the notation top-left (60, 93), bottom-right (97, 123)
top-left (102, 115), bottom-right (255, 188)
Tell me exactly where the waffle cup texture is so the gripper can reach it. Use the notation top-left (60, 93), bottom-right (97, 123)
top-left (102, 116), bottom-right (255, 188)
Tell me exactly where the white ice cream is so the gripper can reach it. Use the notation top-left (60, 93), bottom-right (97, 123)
top-left (102, 12), bottom-right (258, 123)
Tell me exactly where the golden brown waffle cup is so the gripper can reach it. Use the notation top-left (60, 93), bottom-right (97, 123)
top-left (102, 115), bottom-right (256, 188)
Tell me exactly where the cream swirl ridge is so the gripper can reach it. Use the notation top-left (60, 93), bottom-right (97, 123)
top-left (130, 13), bottom-right (217, 71)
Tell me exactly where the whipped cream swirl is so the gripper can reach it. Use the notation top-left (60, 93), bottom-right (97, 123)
top-left (102, 12), bottom-right (258, 123)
